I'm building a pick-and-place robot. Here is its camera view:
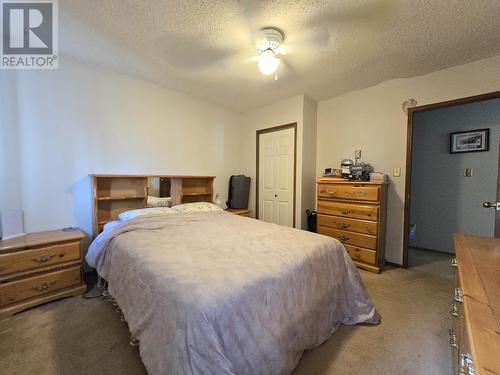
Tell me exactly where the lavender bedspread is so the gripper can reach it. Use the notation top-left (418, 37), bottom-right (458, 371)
top-left (86, 212), bottom-right (378, 375)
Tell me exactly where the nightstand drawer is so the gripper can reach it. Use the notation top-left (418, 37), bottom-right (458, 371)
top-left (318, 226), bottom-right (377, 250)
top-left (0, 266), bottom-right (81, 307)
top-left (317, 214), bottom-right (378, 235)
top-left (0, 241), bottom-right (81, 277)
top-left (318, 184), bottom-right (380, 202)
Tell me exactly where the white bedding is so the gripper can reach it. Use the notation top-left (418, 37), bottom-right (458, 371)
top-left (87, 211), bottom-right (378, 374)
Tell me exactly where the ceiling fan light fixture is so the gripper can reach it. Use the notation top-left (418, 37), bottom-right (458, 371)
top-left (256, 28), bottom-right (285, 76)
top-left (258, 49), bottom-right (280, 75)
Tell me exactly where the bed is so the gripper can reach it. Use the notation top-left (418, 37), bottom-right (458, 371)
top-left (86, 209), bottom-right (378, 374)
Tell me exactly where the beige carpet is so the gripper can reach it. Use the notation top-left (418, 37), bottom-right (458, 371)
top-left (0, 249), bottom-right (454, 375)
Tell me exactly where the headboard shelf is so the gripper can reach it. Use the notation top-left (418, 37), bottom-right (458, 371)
top-left (90, 174), bottom-right (215, 237)
top-left (159, 176), bottom-right (214, 206)
top-left (96, 195), bottom-right (146, 201)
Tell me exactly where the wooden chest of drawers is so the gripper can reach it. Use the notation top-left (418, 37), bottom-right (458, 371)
top-left (0, 229), bottom-right (86, 320)
top-left (316, 178), bottom-right (388, 273)
top-left (450, 235), bottom-right (500, 375)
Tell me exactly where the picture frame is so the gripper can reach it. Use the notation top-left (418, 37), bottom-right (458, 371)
top-left (449, 128), bottom-right (489, 154)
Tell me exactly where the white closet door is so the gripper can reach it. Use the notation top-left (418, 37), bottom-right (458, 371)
top-left (258, 127), bottom-right (294, 227)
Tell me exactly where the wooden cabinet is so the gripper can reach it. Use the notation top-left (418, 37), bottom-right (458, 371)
top-left (451, 235), bottom-right (500, 375)
top-left (316, 177), bottom-right (388, 273)
top-left (0, 229), bottom-right (86, 320)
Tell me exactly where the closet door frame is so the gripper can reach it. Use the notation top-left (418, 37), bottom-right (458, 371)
top-left (256, 122), bottom-right (297, 228)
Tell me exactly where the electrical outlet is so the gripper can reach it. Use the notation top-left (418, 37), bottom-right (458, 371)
top-left (393, 167), bottom-right (401, 177)
top-left (355, 150), bottom-right (362, 159)
top-left (464, 168), bottom-right (472, 177)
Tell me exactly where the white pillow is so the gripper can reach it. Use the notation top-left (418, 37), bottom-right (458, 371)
top-left (118, 207), bottom-right (177, 221)
top-left (172, 202), bottom-right (223, 213)
top-left (147, 196), bottom-right (172, 207)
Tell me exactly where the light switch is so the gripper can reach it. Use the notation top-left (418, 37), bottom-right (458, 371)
top-left (355, 150), bottom-right (362, 159)
top-left (464, 168), bottom-right (472, 177)
top-left (393, 167), bottom-right (401, 177)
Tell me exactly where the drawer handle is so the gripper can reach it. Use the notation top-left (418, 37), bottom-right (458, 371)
top-left (341, 209), bottom-right (352, 215)
top-left (354, 191), bottom-right (367, 196)
top-left (32, 281), bottom-right (56, 291)
top-left (321, 189), bottom-right (336, 195)
top-left (451, 258), bottom-right (458, 268)
top-left (340, 236), bottom-right (350, 241)
top-left (449, 328), bottom-right (458, 348)
top-left (454, 287), bottom-right (463, 303)
top-left (460, 352), bottom-right (475, 375)
top-left (32, 254), bottom-right (56, 263)
top-left (340, 223), bottom-right (350, 229)
top-left (450, 302), bottom-right (459, 318)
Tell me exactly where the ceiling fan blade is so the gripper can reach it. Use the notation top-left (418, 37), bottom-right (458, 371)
top-left (307, 0), bottom-right (402, 30)
top-left (274, 59), bottom-right (296, 80)
top-left (247, 55), bottom-right (260, 62)
top-left (285, 27), bottom-right (331, 54)
top-left (157, 33), bottom-right (236, 71)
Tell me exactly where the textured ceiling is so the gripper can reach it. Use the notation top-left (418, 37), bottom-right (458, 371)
top-left (59, 0), bottom-right (500, 111)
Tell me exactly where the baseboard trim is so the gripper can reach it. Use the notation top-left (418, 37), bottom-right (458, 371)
top-left (409, 245), bottom-right (454, 256)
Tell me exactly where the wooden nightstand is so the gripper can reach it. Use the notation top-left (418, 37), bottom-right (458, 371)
top-left (0, 229), bottom-right (86, 320)
top-left (225, 208), bottom-right (252, 217)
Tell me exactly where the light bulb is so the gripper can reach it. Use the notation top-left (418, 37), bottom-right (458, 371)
top-left (258, 50), bottom-right (280, 75)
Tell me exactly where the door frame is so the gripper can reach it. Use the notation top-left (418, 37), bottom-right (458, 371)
top-left (256, 122), bottom-right (297, 227)
top-left (402, 90), bottom-right (500, 268)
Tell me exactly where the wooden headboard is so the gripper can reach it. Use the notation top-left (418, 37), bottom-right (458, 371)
top-left (90, 174), bottom-right (215, 237)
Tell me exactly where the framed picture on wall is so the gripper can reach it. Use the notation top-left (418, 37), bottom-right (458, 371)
top-left (450, 128), bottom-right (489, 154)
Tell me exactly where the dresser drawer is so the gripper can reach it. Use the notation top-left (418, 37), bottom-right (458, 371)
top-left (344, 244), bottom-right (377, 265)
top-left (318, 226), bottom-right (377, 250)
top-left (318, 184), bottom-right (379, 202)
top-left (0, 241), bottom-right (81, 277)
top-left (317, 200), bottom-right (379, 221)
top-left (317, 214), bottom-right (378, 235)
top-left (0, 266), bottom-right (81, 307)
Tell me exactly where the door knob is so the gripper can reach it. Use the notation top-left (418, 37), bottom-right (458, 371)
top-left (483, 201), bottom-right (500, 210)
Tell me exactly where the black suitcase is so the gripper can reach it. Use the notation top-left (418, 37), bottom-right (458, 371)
top-left (227, 175), bottom-right (250, 209)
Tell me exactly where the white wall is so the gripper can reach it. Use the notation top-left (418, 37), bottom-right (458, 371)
top-left (410, 100), bottom-right (500, 253)
top-left (317, 55), bottom-right (500, 264)
top-left (240, 95), bottom-right (318, 229)
top-left (0, 55), bottom-right (241, 239)
top-left (301, 96), bottom-right (317, 228)
top-left (0, 73), bottom-right (22, 219)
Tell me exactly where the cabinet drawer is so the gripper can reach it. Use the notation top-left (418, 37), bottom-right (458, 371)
top-left (317, 200), bottom-right (379, 221)
top-left (0, 241), bottom-right (81, 277)
top-left (318, 184), bottom-right (379, 202)
top-left (0, 266), bottom-right (81, 307)
top-left (344, 244), bottom-right (377, 265)
top-left (317, 214), bottom-right (378, 235)
top-left (318, 226), bottom-right (377, 250)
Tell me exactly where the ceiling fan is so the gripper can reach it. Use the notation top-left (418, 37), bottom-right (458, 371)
top-left (158, 0), bottom-right (401, 80)
top-left (253, 27), bottom-right (287, 79)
